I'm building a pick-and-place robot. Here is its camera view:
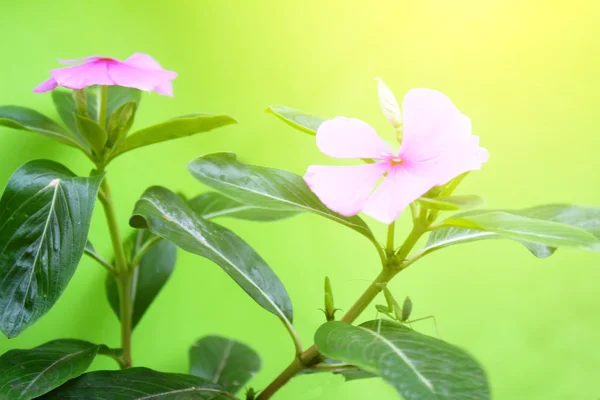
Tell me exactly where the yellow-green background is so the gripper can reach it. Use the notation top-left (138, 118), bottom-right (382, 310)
top-left (1, 1), bottom-right (599, 399)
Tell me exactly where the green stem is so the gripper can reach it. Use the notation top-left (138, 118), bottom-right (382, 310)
top-left (258, 214), bottom-right (430, 399)
top-left (130, 235), bottom-right (162, 267)
top-left (386, 222), bottom-right (395, 254)
top-left (257, 269), bottom-right (396, 400)
top-left (97, 85), bottom-right (108, 130)
top-left (83, 247), bottom-right (115, 273)
top-left (98, 175), bottom-right (133, 368)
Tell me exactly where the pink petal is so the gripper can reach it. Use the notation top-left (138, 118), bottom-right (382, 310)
top-left (57, 56), bottom-right (110, 65)
top-left (362, 166), bottom-right (435, 224)
top-left (107, 62), bottom-right (176, 94)
top-left (399, 88), bottom-right (488, 186)
top-left (316, 117), bottom-right (393, 159)
top-left (33, 78), bottom-right (58, 93)
top-left (123, 53), bottom-right (177, 76)
top-left (50, 61), bottom-right (114, 90)
top-left (154, 81), bottom-right (174, 97)
top-left (304, 163), bottom-right (389, 216)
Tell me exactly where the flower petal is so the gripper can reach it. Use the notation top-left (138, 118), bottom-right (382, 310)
top-left (399, 88), bottom-right (488, 186)
top-left (316, 117), bottom-right (393, 159)
top-left (57, 56), bottom-right (109, 65)
top-left (123, 53), bottom-right (177, 79)
top-left (107, 62), bottom-right (176, 95)
top-left (33, 78), bottom-right (58, 93)
top-left (362, 166), bottom-right (434, 224)
top-left (50, 61), bottom-right (114, 89)
top-left (304, 163), bottom-right (389, 216)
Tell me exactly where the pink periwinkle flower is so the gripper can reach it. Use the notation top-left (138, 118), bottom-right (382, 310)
top-left (33, 53), bottom-right (177, 96)
top-left (304, 85), bottom-right (489, 224)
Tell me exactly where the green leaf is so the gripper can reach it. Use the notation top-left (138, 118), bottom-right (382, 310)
top-left (418, 195), bottom-right (485, 211)
top-left (0, 160), bottom-right (103, 338)
top-left (106, 101), bottom-right (137, 147)
top-left (74, 114), bottom-right (107, 152)
top-left (187, 153), bottom-right (376, 244)
top-left (315, 320), bottom-right (490, 400)
top-left (0, 106), bottom-right (82, 150)
top-left (266, 105), bottom-right (327, 135)
top-left (103, 86), bottom-right (142, 124)
top-left (189, 336), bottom-right (261, 393)
top-left (106, 230), bottom-right (177, 329)
top-left (0, 339), bottom-right (120, 400)
top-left (189, 192), bottom-right (299, 221)
top-left (424, 204), bottom-right (600, 258)
top-left (111, 114), bottom-right (237, 159)
top-left (51, 90), bottom-right (95, 138)
top-left (441, 209), bottom-right (600, 250)
top-left (40, 367), bottom-right (237, 399)
top-left (130, 186), bottom-right (294, 324)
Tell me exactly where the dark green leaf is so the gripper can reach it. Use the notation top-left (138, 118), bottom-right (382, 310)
top-left (189, 192), bottom-right (298, 221)
top-left (418, 195), bottom-right (485, 211)
top-left (51, 90), bottom-right (96, 139)
top-left (40, 368), bottom-right (237, 399)
top-left (266, 105), bottom-right (327, 135)
top-left (74, 114), bottom-right (107, 152)
top-left (187, 153), bottom-right (376, 244)
top-left (315, 320), bottom-right (489, 400)
top-left (0, 106), bottom-right (81, 149)
top-left (189, 336), bottom-right (261, 393)
top-left (0, 339), bottom-right (120, 400)
top-left (299, 358), bottom-right (376, 382)
top-left (0, 160), bottom-right (103, 338)
top-left (424, 205), bottom-right (600, 259)
top-left (129, 186), bottom-right (293, 324)
top-left (111, 114), bottom-right (237, 159)
top-left (106, 230), bottom-right (177, 329)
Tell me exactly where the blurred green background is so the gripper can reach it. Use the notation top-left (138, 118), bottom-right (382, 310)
top-left (1, 1), bottom-right (599, 399)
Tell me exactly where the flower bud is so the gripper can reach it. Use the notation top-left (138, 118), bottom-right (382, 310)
top-left (375, 78), bottom-right (403, 139)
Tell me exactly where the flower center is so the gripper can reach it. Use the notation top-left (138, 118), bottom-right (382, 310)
top-left (389, 156), bottom-right (404, 166)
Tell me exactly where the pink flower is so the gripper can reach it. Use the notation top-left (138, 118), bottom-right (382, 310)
top-left (33, 53), bottom-right (177, 96)
top-left (304, 86), bottom-right (489, 224)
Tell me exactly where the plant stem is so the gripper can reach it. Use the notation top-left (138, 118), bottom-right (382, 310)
top-left (386, 222), bottom-right (395, 254)
top-left (257, 268), bottom-right (395, 400)
top-left (130, 235), bottom-right (162, 267)
top-left (97, 85), bottom-right (108, 130)
top-left (257, 219), bottom-right (429, 399)
top-left (98, 175), bottom-right (133, 368)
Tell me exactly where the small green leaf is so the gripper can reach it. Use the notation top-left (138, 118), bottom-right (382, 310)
top-left (0, 339), bottom-right (120, 400)
top-left (442, 210), bottom-right (600, 250)
top-left (187, 153), bottom-right (376, 244)
top-left (105, 230), bottom-right (177, 329)
top-left (106, 101), bottom-right (137, 147)
top-left (0, 106), bottom-right (82, 150)
top-left (130, 186), bottom-right (294, 325)
top-left (190, 336), bottom-right (261, 394)
top-left (0, 161), bottom-right (103, 338)
top-left (40, 368), bottom-right (237, 399)
top-left (266, 105), bottom-right (327, 135)
top-left (315, 320), bottom-right (490, 400)
top-left (189, 192), bottom-right (299, 221)
top-left (419, 195), bottom-right (485, 211)
top-left (111, 114), bottom-right (237, 159)
top-left (74, 114), bottom-right (107, 152)
top-left (104, 86), bottom-right (142, 124)
top-left (424, 204), bottom-right (600, 258)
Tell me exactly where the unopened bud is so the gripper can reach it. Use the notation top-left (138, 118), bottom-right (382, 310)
top-left (375, 78), bottom-right (403, 140)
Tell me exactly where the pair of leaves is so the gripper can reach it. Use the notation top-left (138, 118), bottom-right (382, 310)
top-left (129, 186), bottom-right (294, 327)
top-left (105, 230), bottom-right (177, 329)
top-left (424, 204), bottom-right (600, 259)
top-left (315, 320), bottom-right (490, 399)
top-left (190, 336), bottom-right (261, 394)
top-left (0, 161), bottom-right (102, 338)
top-left (0, 87), bottom-right (236, 161)
top-left (0, 339), bottom-right (121, 399)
